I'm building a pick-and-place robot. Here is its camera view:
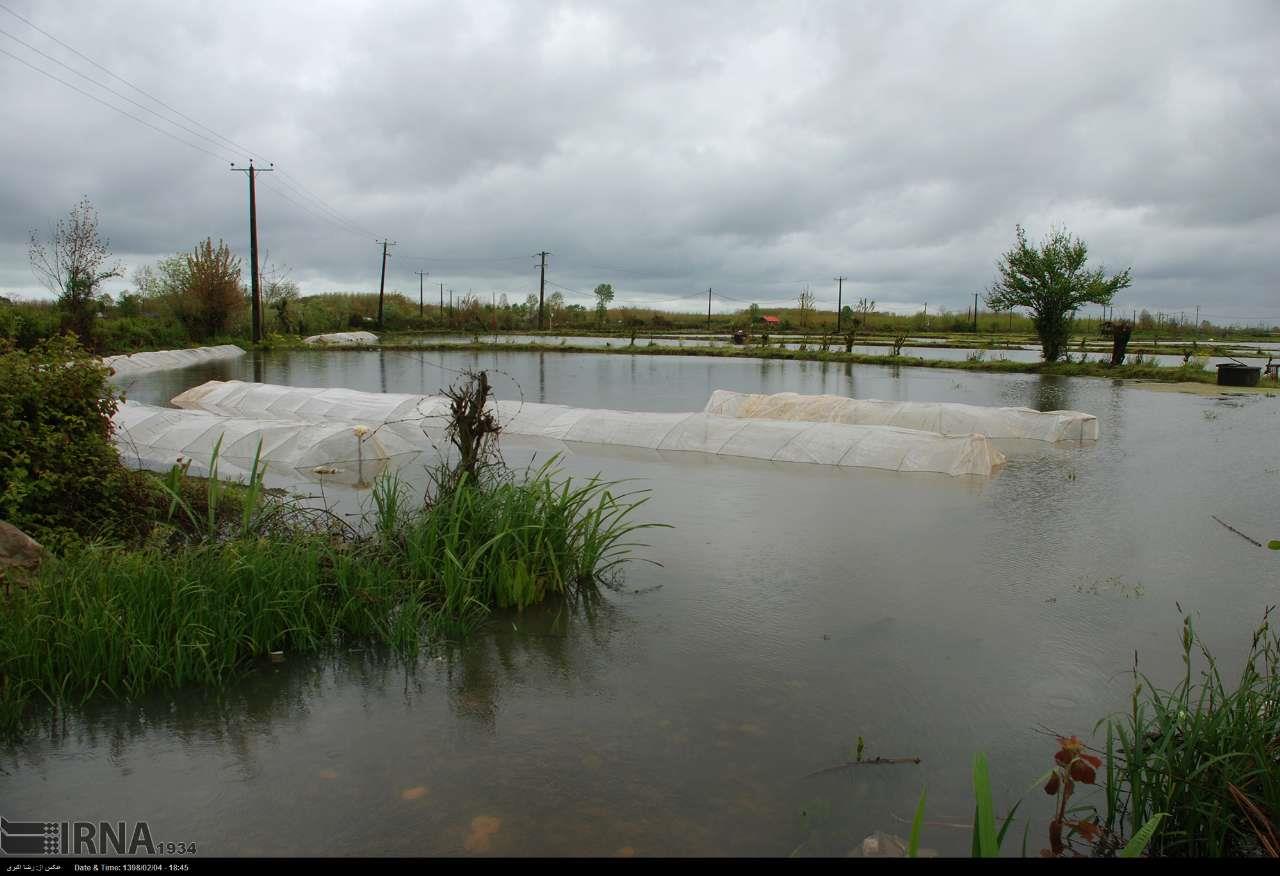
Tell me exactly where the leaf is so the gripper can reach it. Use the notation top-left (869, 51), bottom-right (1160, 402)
top-left (972, 752), bottom-right (999, 857)
top-left (1118, 813), bottom-right (1164, 858)
top-left (907, 787), bottom-right (926, 858)
top-left (1269, 540), bottom-right (1280, 550)
top-left (997, 799), bottom-right (1021, 850)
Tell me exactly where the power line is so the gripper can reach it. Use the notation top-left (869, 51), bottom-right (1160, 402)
top-left (269, 172), bottom-right (378, 240)
top-left (400, 253), bottom-right (532, 263)
top-left (254, 177), bottom-right (373, 241)
top-left (0, 0), bottom-right (260, 160)
top-left (1, 3), bottom-right (383, 245)
top-left (0, 45), bottom-right (234, 162)
top-left (0, 26), bottom-right (242, 160)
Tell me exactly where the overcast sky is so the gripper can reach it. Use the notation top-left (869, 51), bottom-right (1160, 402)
top-left (2, 0), bottom-right (1277, 320)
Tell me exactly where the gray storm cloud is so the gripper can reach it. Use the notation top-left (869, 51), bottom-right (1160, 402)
top-left (1, 0), bottom-right (1276, 321)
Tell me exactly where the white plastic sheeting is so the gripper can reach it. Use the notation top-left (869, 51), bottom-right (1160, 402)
top-left (112, 400), bottom-right (420, 486)
top-left (303, 331), bottom-right (379, 345)
top-left (103, 344), bottom-right (245, 378)
top-left (172, 380), bottom-right (1006, 477)
top-left (704, 390), bottom-right (1099, 442)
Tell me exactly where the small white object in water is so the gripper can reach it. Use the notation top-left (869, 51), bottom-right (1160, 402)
top-left (353, 425), bottom-right (370, 439)
top-left (312, 466), bottom-right (340, 475)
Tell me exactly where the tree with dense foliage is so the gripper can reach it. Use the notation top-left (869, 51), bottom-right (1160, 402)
top-left (175, 239), bottom-right (244, 340)
top-left (593, 283), bottom-right (615, 326)
top-left (27, 197), bottom-right (122, 348)
top-left (986, 225), bottom-right (1132, 362)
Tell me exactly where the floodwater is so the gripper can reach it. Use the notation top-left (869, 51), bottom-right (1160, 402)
top-left (399, 332), bottom-right (1269, 369)
top-left (4, 349), bottom-right (1278, 856)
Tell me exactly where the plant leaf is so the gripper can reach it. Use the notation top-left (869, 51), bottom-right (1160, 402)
top-left (908, 787), bottom-right (926, 858)
top-left (973, 752), bottom-right (999, 857)
top-left (1119, 813), bottom-right (1165, 858)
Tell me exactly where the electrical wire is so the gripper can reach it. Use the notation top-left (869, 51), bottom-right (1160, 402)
top-left (0, 45), bottom-right (235, 163)
top-left (0, 0), bottom-right (260, 160)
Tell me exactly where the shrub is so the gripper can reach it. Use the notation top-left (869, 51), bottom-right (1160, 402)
top-left (0, 336), bottom-right (133, 539)
top-left (173, 239), bottom-right (244, 340)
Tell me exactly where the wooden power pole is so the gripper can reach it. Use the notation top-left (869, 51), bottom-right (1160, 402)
top-left (707, 287), bottom-right (712, 329)
top-left (835, 276), bottom-right (846, 331)
top-left (415, 270), bottom-right (428, 317)
top-left (376, 239), bottom-right (396, 330)
top-left (536, 251), bottom-right (550, 330)
top-left (231, 160), bottom-right (273, 343)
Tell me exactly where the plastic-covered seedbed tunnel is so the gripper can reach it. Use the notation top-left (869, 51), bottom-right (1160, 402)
top-left (703, 390), bottom-right (1099, 442)
top-left (103, 344), bottom-right (246, 378)
top-left (170, 380), bottom-right (1007, 477)
top-left (112, 401), bottom-right (422, 487)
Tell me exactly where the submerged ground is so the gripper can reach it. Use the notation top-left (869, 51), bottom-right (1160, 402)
top-left (3, 349), bottom-right (1276, 856)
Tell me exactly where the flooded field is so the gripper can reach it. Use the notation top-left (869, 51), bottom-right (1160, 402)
top-left (4, 349), bottom-right (1277, 856)
top-left (396, 332), bottom-right (1270, 369)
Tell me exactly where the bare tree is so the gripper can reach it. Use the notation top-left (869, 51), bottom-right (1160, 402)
top-left (28, 196), bottom-right (122, 345)
top-left (797, 288), bottom-right (815, 330)
top-left (260, 251), bottom-right (300, 334)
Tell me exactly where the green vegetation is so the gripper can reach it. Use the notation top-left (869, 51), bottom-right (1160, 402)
top-left (0, 344), bottom-right (660, 738)
top-left (986, 225), bottom-right (1132, 362)
top-left (0, 460), bottom-right (654, 737)
top-left (896, 613), bottom-right (1278, 858)
top-left (4, 198), bottom-right (1273, 356)
top-left (0, 336), bottom-right (139, 541)
top-left (1102, 613), bottom-right (1280, 856)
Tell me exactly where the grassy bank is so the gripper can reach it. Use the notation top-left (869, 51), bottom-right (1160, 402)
top-left (0, 340), bottom-right (660, 738)
top-left (0, 461), bottom-right (656, 737)
top-left (365, 339), bottom-right (1233, 385)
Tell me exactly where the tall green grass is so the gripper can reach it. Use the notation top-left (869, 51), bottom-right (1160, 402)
top-left (0, 460), bottom-right (660, 738)
top-left (1102, 613), bottom-right (1280, 856)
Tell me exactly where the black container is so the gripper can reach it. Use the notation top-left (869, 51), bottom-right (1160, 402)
top-left (1216, 363), bottom-right (1261, 387)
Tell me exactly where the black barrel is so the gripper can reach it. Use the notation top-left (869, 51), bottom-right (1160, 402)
top-left (1216, 363), bottom-right (1261, 387)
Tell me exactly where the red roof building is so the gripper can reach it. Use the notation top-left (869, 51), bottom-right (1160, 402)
top-left (761, 315), bottom-right (781, 325)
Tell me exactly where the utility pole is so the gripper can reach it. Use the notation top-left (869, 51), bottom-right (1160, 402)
top-left (536, 251), bottom-right (550, 331)
top-left (835, 276), bottom-right (846, 331)
top-left (376, 239), bottom-right (396, 330)
top-left (707, 287), bottom-right (712, 330)
top-left (439, 282), bottom-right (444, 313)
top-left (230, 160), bottom-right (273, 343)
top-left (1195, 304), bottom-right (1200, 336)
top-left (415, 270), bottom-right (428, 317)
top-left (973, 291), bottom-right (979, 332)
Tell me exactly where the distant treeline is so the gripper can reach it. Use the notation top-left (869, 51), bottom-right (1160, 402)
top-left (2, 283), bottom-right (1274, 356)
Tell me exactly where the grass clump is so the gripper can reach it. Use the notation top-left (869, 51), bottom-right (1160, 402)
top-left (0, 359), bottom-right (662, 738)
top-left (0, 458), bottom-right (657, 738)
top-left (1101, 611), bottom-right (1280, 856)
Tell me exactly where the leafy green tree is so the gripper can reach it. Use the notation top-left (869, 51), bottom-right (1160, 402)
top-left (748, 303), bottom-right (761, 326)
top-left (593, 283), bottom-right (615, 326)
top-left (986, 225), bottom-right (1132, 362)
top-left (175, 239), bottom-right (244, 340)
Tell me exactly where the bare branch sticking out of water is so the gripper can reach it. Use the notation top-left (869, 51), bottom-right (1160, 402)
top-left (802, 756), bottom-right (922, 779)
top-left (1211, 515), bottom-right (1264, 548)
